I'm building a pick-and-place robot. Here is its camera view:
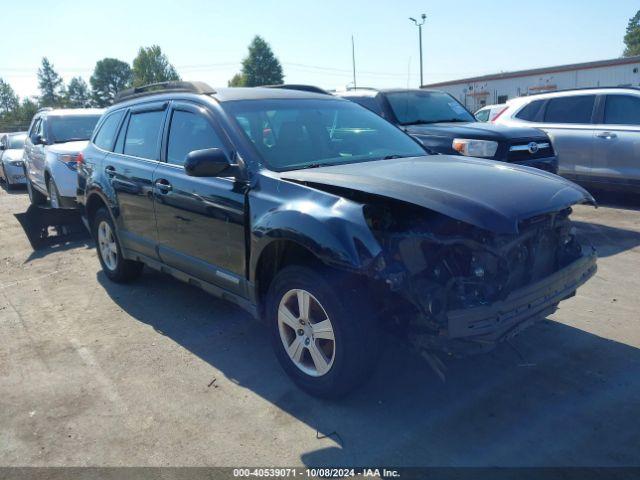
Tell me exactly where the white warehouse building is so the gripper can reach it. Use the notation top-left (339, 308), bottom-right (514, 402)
top-left (423, 55), bottom-right (640, 112)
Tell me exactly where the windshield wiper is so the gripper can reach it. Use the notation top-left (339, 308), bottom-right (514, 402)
top-left (402, 118), bottom-right (469, 125)
top-left (52, 137), bottom-right (87, 144)
top-left (381, 155), bottom-right (406, 160)
top-left (298, 163), bottom-right (324, 170)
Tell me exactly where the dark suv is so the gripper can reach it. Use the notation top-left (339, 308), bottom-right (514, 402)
top-left (78, 82), bottom-right (596, 397)
top-left (336, 88), bottom-right (559, 173)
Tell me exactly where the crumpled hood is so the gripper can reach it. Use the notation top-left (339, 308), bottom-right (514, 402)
top-left (2, 149), bottom-right (24, 161)
top-left (47, 140), bottom-right (89, 155)
top-left (280, 156), bottom-right (595, 234)
top-left (404, 122), bottom-right (548, 141)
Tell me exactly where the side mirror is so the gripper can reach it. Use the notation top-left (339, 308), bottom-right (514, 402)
top-left (0, 145), bottom-right (5, 151)
top-left (184, 148), bottom-right (236, 177)
top-left (33, 134), bottom-right (46, 145)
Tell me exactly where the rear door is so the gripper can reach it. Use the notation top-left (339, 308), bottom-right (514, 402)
top-left (537, 94), bottom-right (597, 181)
top-left (592, 93), bottom-right (640, 189)
top-left (153, 101), bottom-right (246, 295)
top-left (104, 102), bottom-right (168, 259)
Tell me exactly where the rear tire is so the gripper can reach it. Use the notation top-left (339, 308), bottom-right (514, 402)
top-left (27, 177), bottom-right (46, 206)
top-left (92, 208), bottom-right (143, 283)
top-left (266, 265), bottom-right (381, 398)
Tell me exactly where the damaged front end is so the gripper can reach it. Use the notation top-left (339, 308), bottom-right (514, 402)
top-left (363, 199), bottom-right (597, 356)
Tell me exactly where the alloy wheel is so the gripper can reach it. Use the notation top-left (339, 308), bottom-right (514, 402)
top-left (97, 220), bottom-right (118, 271)
top-left (277, 289), bottom-right (336, 377)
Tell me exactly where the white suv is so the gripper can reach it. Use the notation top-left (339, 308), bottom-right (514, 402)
top-left (23, 108), bottom-right (103, 208)
top-left (494, 87), bottom-right (640, 193)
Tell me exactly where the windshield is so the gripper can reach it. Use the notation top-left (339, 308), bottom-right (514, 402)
top-left (225, 99), bottom-right (426, 171)
top-left (8, 134), bottom-right (26, 149)
top-left (386, 91), bottom-right (475, 125)
top-left (48, 115), bottom-right (101, 143)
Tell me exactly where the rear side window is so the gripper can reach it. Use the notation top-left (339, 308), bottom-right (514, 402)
top-left (123, 110), bottom-right (165, 160)
top-left (166, 110), bottom-right (225, 166)
top-left (603, 95), bottom-right (640, 125)
top-left (515, 100), bottom-right (544, 121)
top-left (543, 95), bottom-right (595, 124)
top-left (475, 109), bottom-right (490, 122)
top-left (94, 111), bottom-right (124, 151)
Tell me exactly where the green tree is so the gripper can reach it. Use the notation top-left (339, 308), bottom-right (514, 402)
top-left (132, 45), bottom-right (180, 87)
top-left (0, 78), bottom-right (19, 115)
top-left (65, 77), bottom-right (91, 107)
top-left (37, 57), bottom-right (64, 107)
top-left (227, 73), bottom-right (246, 87)
top-left (16, 98), bottom-right (39, 125)
top-left (235, 36), bottom-right (284, 87)
top-left (90, 58), bottom-right (132, 107)
top-left (624, 10), bottom-right (640, 57)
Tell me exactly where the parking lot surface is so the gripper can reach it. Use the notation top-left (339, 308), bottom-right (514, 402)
top-left (1, 185), bottom-right (639, 467)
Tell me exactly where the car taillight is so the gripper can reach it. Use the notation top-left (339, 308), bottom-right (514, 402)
top-left (76, 152), bottom-right (84, 167)
top-left (490, 107), bottom-right (508, 123)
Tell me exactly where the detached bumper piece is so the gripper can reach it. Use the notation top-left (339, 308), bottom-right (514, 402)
top-left (446, 251), bottom-right (596, 345)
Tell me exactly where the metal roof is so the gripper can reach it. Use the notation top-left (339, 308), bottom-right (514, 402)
top-left (423, 55), bottom-right (640, 88)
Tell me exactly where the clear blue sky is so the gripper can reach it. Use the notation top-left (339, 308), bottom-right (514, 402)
top-left (0, 0), bottom-right (637, 98)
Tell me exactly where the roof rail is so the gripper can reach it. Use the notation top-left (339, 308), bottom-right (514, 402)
top-left (36, 107), bottom-right (53, 114)
top-left (525, 85), bottom-right (640, 97)
top-left (114, 81), bottom-right (216, 104)
top-left (263, 84), bottom-right (331, 95)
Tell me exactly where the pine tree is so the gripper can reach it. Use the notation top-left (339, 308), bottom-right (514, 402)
top-left (624, 10), bottom-right (640, 57)
top-left (65, 77), bottom-right (92, 107)
top-left (37, 57), bottom-right (64, 107)
top-left (238, 36), bottom-right (284, 87)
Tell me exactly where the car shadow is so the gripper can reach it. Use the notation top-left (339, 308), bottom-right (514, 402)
top-left (98, 269), bottom-right (640, 467)
top-left (0, 181), bottom-right (27, 195)
top-left (572, 220), bottom-right (640, 258)
top-left (14, 205), bottom-right (92, 262)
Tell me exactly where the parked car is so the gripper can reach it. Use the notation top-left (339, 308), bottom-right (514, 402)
top-left (78, 81), bottom-right (596, 397)
top-left (23, 107), bottom-right (103, 208)
top-left (474, 104), bottom-right (507, 122)
top-left (494, 87), bottom-right (640, 192)
top-left (335, 88), bottom-right (558, 173)
top-left (0, 132), bottom-right (27, 188)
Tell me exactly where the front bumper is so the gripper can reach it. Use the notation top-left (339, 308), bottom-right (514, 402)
top-left (4, 163), bottom-right (26, 184)
top-left (445, 250), bottom-right (597, 343)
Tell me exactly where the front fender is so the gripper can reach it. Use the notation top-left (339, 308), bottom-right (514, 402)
top-left (249, 189), bottom-right (383, 283)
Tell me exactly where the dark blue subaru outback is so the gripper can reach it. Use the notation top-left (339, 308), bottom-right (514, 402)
top-left (78, 82), bottom-right (596, 397)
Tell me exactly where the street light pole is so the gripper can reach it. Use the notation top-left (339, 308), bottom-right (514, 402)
top-left (409, 14), bottom-right (427, 87)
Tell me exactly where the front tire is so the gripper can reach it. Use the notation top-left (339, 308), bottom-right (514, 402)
top-left (47, 176), bottom-right (61, 208)
top-left (27, 177), bottom-right (47, 206)
top-left (266, 265), bottom-right (380, 398)
top-left (92, 208), bottom-right (143, 283)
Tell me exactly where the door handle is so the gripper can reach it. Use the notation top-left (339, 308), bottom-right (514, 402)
top-left (154, 178), bottom-right (172, 193)
top-left (596, 132), bottom-right (617, 139)
top-left (104, 166), bottom-right (116, 177)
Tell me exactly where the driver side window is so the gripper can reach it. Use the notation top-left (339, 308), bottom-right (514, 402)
top-left (166, 110), bottom-right (225, 166)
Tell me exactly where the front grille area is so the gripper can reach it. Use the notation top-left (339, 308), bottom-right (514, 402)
top-left (507, 141), bottom-right (555, 162)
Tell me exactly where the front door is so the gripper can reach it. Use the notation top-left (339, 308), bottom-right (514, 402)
top-left (592, 94), bottom-right (640, 189)
top-left (153, 102), bottom-right (246, 295)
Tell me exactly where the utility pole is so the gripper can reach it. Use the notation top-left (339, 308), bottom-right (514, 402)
top-left (409, 14), bottom-right (427, 87)
top-left (351, 35), bottom-right (357, 89)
